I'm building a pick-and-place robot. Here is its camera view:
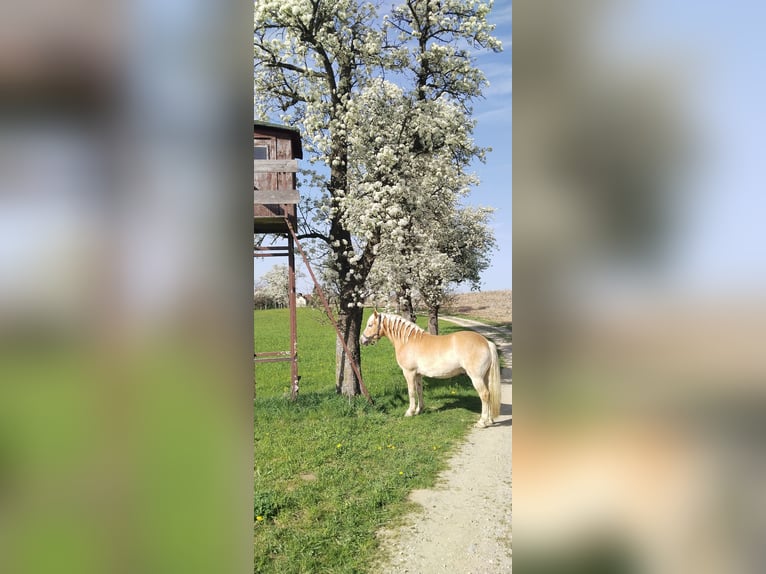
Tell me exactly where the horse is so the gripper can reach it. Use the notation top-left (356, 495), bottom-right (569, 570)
top-left (360, 310), bottom-right (502, 428)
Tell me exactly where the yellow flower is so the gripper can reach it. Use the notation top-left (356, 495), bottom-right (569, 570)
top-left (336, 443), bottom-right (342, 448)
top-left (399, 471), bottom-right (404, 475)
top-left (256, 516), bottom-right (264, 522)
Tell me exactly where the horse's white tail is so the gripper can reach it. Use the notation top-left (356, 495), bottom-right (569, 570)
top-left (488, 341), bottom-right (502, 418)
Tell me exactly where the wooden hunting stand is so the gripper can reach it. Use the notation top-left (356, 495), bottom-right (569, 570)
top-left (254, 121), bottom-right (302, 399)
top-left (253, 121), bottom-right (372, 403)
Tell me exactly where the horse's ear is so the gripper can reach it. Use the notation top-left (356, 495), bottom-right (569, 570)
top-left (372, 307), bottom-right (378, 316)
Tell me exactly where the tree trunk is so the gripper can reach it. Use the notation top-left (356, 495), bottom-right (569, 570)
top-left (428, 305), bottom-right (439, 335)
top-left (399, 288), bottom-right (417, 324)
top-left (335, 304), bottom-right (363, 396)
top-left (326, 105), bottom-right (363, 396)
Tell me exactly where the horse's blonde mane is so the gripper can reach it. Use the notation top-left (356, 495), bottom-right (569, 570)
top-left (380, 313), bottom-right (425, 343)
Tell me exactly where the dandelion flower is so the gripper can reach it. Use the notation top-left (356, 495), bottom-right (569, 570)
top-left (256, 516), bottom-right (264, 522)
top-left (399, 471), bottom-right (404, 475)
top-left (336, 443), bottom-right (342, 449)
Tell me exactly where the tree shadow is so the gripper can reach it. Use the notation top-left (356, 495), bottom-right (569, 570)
top-left (373, 389), bottom-right (410, 414)
top-left (375, 372), bottom-right (512, 424)
top-left (436, 395), bottom-right (483, 413)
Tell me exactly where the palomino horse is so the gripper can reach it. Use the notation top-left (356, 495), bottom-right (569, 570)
top-left (360, 311), bottom-right (502, 427)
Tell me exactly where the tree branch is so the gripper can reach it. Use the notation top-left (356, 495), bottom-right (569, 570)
top-left (266, 61), bottom-right (327, 79)
top-left (297, 232), bottom-right (331, 244)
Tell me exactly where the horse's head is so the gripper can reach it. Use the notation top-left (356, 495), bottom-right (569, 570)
top-left (360, 310), bottom-right (383, 346)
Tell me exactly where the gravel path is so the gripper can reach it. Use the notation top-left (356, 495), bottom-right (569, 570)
top-left (375, 318), bottom-right (512, 574)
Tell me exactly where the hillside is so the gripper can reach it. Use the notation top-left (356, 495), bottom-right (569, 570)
top-left (442, 290), bottom-right (512, 325)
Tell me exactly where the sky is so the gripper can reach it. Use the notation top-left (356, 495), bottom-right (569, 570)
top-left (450, 0), bottom-right (766, 295)
top-left (472, 0), bottom-right (766, 295)
top-left (461, 0), bottom-right (513, 291)
top-left (596, 0), bottom-right (766, 294)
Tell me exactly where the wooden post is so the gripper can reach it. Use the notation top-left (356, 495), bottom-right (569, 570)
top-left (287, 233), bottom-right (299, 400)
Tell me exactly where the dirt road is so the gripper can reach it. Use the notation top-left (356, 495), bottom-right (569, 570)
top-left (375, 318), bottom-right (512, 574)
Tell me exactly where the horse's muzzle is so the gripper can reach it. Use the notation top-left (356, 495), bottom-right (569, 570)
top-left (360, 335), bottom-right (374, 346)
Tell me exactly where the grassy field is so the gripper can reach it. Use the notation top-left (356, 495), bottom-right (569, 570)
top-left (254, 308), bottom-right (485, 574)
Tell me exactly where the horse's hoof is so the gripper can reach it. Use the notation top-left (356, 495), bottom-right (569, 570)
top-left (474, 419), bottom-right (489, 428)
top-left (404, 411), bottom-right (414, 417)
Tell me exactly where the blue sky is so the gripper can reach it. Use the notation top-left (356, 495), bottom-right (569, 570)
top-left (463, 0), bottom-right (512, 292)
top-left (599, 0), bottom-right (766, 292)
top-left (475, 0), bottom-right (766, 294)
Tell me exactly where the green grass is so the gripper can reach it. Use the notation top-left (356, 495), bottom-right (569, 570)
top-left (254, 308), bottom-right (482, 574)
top-left (0, 345), bottom-right (249, 574)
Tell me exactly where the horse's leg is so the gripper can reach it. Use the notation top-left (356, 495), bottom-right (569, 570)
top-left (482, 372), bottom-right (495, 426)
top-left (469, 373), bottom-right (492, 428)
top-left (413, 374), bottom-right (424, 415)
top-left (403, 369), bottom-right (418, 417)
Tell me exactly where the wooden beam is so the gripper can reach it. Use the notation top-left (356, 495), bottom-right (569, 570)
top-left (254, 189), bottom-right (300, 204)
top-left (253, 159), bottom-right (298, 173)
top-left (253, 356), bottom-right (293, 364)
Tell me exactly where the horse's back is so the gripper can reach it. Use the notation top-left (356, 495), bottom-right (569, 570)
top-left (449, 329), bottom-right (490, 345)
top-left (422, 329), bottom-right (488, 353)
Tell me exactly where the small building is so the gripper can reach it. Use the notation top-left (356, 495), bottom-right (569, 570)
top-left (254, 121), bottom-right (303, 233)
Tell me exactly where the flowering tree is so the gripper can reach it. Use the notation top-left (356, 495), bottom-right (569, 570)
top-left (417, 206), bottom-right (497, 333)
top-left (350, 82), bottom-right (496, 331)
top-left (257, 265), bottom-right (290, 308)
top-left (253, 264), bottom-right (306, 308)
top-left (255, 0), bottom-right (500, 395)
top-left (367, 199), bottom-right (496, 333)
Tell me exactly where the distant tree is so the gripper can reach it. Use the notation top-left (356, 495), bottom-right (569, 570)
top-left (254, 264), bottom-right (305, 308)
top-left (265, 265), bottom-right (291, 307)
top-left (417, 206), bottom-right (496, 334)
